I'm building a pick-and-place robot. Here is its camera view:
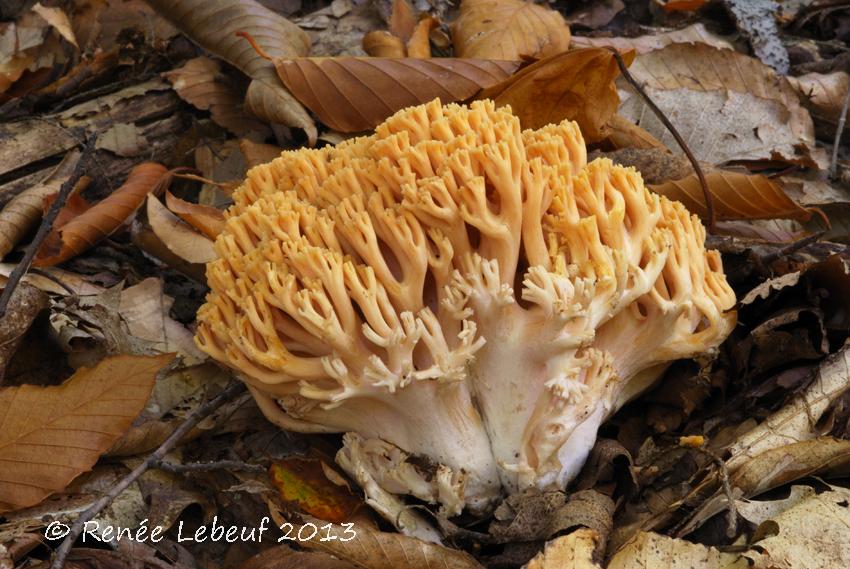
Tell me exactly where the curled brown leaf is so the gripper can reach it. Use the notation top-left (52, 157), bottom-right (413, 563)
top-left (34, 162), bottom-right (169, 267)
top-left (451, 0), bottom-right (571, 60)
top-left (164, 191), bottom-right (225, 239)
top-left (478, 48), bottom-right (627, 142)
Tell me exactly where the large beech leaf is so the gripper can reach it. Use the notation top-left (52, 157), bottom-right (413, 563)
top-left (648, 171), bottom-right (812, 222)
top-left (273, 57), bottom-right (519, 132)
top-left (34, 162), bottom-right (169, 267)
top-left (479, 48), bottom-right (626, 142)
top-left (0, 353), bottom-right (174, 512)
top-left (451, 0), bottom-right (571, 60)
top-left (618, 43), bottom-right (817, 165)
top-left (143, 0), bottom-right (315, 139)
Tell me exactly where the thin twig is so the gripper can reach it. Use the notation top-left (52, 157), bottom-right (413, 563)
top-left (829, 85), bottom-right (850, 179)
top-left (0, 136), bottom-right (96, 318)
top-left (605, 47), bottom-right (717, 233)
top-left (153, 459), bottom-right (266, 474)
top-left (50, 381), bottom-right (247, 569)
top-left (698, 448), bottom-right (739, 538)
top-left (759, 230), bottom-right (825, 267)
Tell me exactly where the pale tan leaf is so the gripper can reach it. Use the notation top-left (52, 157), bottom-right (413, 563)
top-left (788, 70), bottom-right (850, 135)
top-left (299, 522), bottom-right (484, 569)
top-left (649, 171), bottom-right (812, 222)
top-left (0, 353), bottom-right (174, 512)
top-left (608, 532), bottom-right (746, 568)
top-left (522, 529), bottom-right (602, 569)
top-left (618, 43), bottom-right (818, 165)
top-left (273, 57), bottom-right (519, 132)
top-left (118, 277), bottom-right (206, 361)
top-left (735, 485), bottom-right (817, 526)
top-left (164, 191), bottom-right (225, 239)
top-left (95, 122), bottom-right (147, 157)
top-left (571, 22), bottom-right (734, 54)
top-left (144, 0), bottom-right (315, 136)
top-left (131, 220), bottom-right (207, 283)
top-left (451, 0), bottom-right (571, 60)
top-left (744, 484), bottom-right (850, 569)
top-left (0, 264), bottom-right (104, 295)
top-left (362, 30), bottom-right (406, 57)
top-left (146, 194), bottom-right (216, 264)
top-left (32, 3), bottom-right (77, 47)
top-left (478, 48), bottom-right (624, 142)
top-left (164, 56), bottom-right (271, 138)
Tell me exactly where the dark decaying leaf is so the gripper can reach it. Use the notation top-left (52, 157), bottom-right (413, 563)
top-left (0, 284), bottom-right (48, 385)
top-left (269, 457), bottom-right (362, 523)
top-left (273, 57), bottom-right (519, 132)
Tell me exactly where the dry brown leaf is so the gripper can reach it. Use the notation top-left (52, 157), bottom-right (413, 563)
top-left (522, 529), bottom-right (602, 569)
top-left (0, 264), bottom-right (103, 295)
top-left (571, 22), bottom-right (733, 54)
top-left (406, 16), bottom-right (438, 58)
top-left (163, 56), bottom-right (271, 138)
top-left (362, 30), bottom-right (406, 57)
top-left (451, 0), bottom-right (571, 60)
top-left (649, 171), bottom-right (813, 222)
top-left (788, 71), bottom-right (849, 136)
top-left (144, 0), bottom-right (315, 140)
top-left (388, 0), bottom-right (417, 42)
top-left (0, 353), bottom-right (174, 512)
top-left (164, 190), bottom-right (225, 239)
top-left (299, 522), bottom-right (484, 569)
top-left (618, 43), bottom-right (818, 165)
top-left (608, 532), bottom-right (746, 568)
top-left (274, 57), bottom-right (519, 132)
top-left (130, 220), bottom-right (207, 283)
top-left (0, 10), bottom-right (72, 95)
top-left (240, 139), bottom-right (283, 168)
top-left (240, 545), bottom-right (357, 569)
top-left (146, 194), bottom-right (216, 264)
top-left (34, 162), bottom-right (168, 267)
top-left (0, 177), bottom-right (66, 260)
top-left (682, 438), bottom-right (850, 538)
top-left (479, 48), bottom-right (626, 142)
top-left (118, 277), bottom-right (206, 361)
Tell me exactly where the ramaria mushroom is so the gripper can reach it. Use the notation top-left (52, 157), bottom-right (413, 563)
top-left (196, 99), bottom-right (735, 526)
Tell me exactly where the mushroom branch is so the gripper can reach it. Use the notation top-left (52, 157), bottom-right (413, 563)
top-left (195, 99), bottom-right (736, 528)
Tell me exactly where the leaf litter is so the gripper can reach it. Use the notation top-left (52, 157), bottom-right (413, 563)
top-left (1, 1), bottom-right (850, 568)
